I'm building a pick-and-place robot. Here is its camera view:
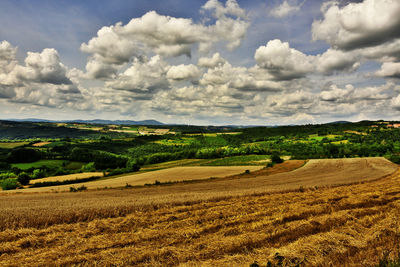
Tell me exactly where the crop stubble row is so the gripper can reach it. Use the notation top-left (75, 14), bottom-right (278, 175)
top-left (0, 158), bottom-right (399, 266)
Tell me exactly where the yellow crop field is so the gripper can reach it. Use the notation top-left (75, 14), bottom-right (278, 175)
top-left (11, 166), bottom-right (264, 193)
top-left (31, 172), bottom-right (104, 184)
top-left (31, 141), bottom-right (51, 147)
top-left (0, 158), bottom-right (399, 266)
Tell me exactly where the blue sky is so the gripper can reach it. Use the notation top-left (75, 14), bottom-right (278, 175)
top-left (0, 0), bottom-right (399, 125)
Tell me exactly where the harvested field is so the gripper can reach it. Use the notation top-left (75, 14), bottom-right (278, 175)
top-left (11, 166), bottom-right (263, 193)
top-left (32, 141), bottom-right (51, 147)
top-left (0, 158), bottom-right (399, 266)
top-left (31, 172), bottom-right (104, 184)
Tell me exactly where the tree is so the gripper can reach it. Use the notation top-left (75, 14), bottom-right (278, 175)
top-left (17, 172), bottom-right (31, 185)
top-left (7, 148), bottom-right (41, 163)
top-left (271, 153), bottom-right (284, 164)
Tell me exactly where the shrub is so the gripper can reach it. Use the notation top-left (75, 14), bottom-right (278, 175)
top-left (271, 153), bottom-right (284, 164)
top-left (32, 169), bottom-right (46, 179)
top-left (81, 162), bottom-right (96, 172)
top-left (0, 172), bottom-right (16, 180)
top-left (266, 162), bottom-right (275, 168)
top-left (69, 185), bottom-right (87, 192)
top-left (17, 172), bottom-right (31, 185)
top-left (388, 154), bottom-right (400, 164)
top-left (126, 159), bottom-right (140, 172)
top-left (1, 178), bottom-right (20, 190)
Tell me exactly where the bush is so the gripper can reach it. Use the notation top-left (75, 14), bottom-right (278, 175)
top-left (266, 162), bottom-right (275, 168)
top-left (17, 172), bottom-right (31, 185)
top-left (69, 185), bottom-right (87, 192)
top-left (0, 172), bottom-right (16, 180)
top-left (32, 169), bottom-right (46, 179)
top-left (271, 153), bottom-right (284, 164)
top-left (81, 162), bottom-right (96, 172)
top-left (388, 154), bottom-right (400, 164)
top-left (126, 159), bottom-right (140, 172)
top-left (0, 162), bottom-right (10, 170)
top-left (1, 178), bottom-right (20, 190)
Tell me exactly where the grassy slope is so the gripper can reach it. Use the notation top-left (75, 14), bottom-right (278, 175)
top-left (11, 160), bottom-right (66, 170)
top-left (0, 142), bottom-right (29, 149)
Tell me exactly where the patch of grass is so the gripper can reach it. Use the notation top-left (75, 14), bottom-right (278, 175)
top-left (331, 140), bottom-right (349, 144)
top-left (0, 142), bottom-right (29, 149)
top-left (65, 161), bottom-right (84, 170)
top-left (12, 160), bottom-right (66, 170)
top-left (11, 160), bottom-right (82, 170)
top-left (201, 155), bottom-right (271, 166)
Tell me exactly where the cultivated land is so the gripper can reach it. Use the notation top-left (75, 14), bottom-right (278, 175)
top-left (9, 166), bottom-right (264, 193)
top-left (30, 172), bottom-right (104, 184)
top-left (0, 158), bottom-right (399, 266)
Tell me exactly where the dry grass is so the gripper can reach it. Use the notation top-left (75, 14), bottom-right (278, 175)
top-left (31, 142), bottom-right (51, 147)
top-left (30, 172), bottom-right (104, 184)
top-left (0, 158), bottom-right (399, 266)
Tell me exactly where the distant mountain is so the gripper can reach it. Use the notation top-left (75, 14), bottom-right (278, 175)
top-left (7, 118), bottom-right (164, 126)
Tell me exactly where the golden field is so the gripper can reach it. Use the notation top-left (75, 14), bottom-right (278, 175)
top-left (12, 166), bottom-right (263, 193)
top-left (30, 172), bottom-right (104, 184)
top-left (0, 158), bottom-right (399, 266)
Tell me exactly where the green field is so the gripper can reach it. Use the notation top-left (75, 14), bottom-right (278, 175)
top-left (201, 155), bottom-right (271, 166)
top-left (154, 137), bottom-right (193, 146)
top-left (0, 142), bottom-right (29, 149)
top-left (11, 160), bottom-right (83, 170)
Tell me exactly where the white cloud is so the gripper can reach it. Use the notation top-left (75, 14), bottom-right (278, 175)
top-left (0, 41), bottom-right (18, 74)
top-left (270, 1), bottom-right (302, 18)
top-left (80, 0), bottom-right (249, 79)
top-left (6, 48), bottom-right (71, 85)
top-left (312, 0), bottom-right (400, 50)
top-left (198, 53), bottom-right (226, 68)
top-left (105, 55), bottom-right (170, 98)
top-left (166, 64), bottom-right (200, 82)
top-left (255, 39), bottom-right (314, 80)
top-left (375, 62), bottom-right (400, 78)
top-left (317, 48), bottom-right (360, 74)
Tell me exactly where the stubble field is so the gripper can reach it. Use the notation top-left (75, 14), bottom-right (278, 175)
top-left (0, 157), bottom-right (399, 266)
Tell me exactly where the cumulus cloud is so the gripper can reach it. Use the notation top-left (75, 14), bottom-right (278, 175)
top-left (255, 39), bottom-right (314, 80)
top-left (270, 1), bottom-right (302, 18)
top-left (312, 0), bottom-right (400, 50)
top-left (391, 95), bottom-right (400, 110)
top-left (105, 55), bottom-right (169, 99)
top-left (198, 53), bottom-right (226, 68)
top-left (0, 41), bottom-right (83, 108)
top-left (317, 48), bottom-right (360, 74)
top-left (375, 62), bottom-right (400, 78)
top-left (166, 64), bottom-right (200, 82)
top-left (80, 0), bottom-right (249, 79)
top-left (5, 48), bottom-right (72, 85)
top-left (320, 83), bottom-right (391, 103)
top-left (0, 41), bottom-right (18, 74)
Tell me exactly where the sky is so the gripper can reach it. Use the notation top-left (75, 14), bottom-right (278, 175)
top-left (0, 0), bottom-right (400, 125)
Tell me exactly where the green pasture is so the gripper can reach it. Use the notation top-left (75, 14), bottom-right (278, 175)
top-left (12, 160), bottom-right (83, 170)
top-left (0, 142), bottom-right (29, 149)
